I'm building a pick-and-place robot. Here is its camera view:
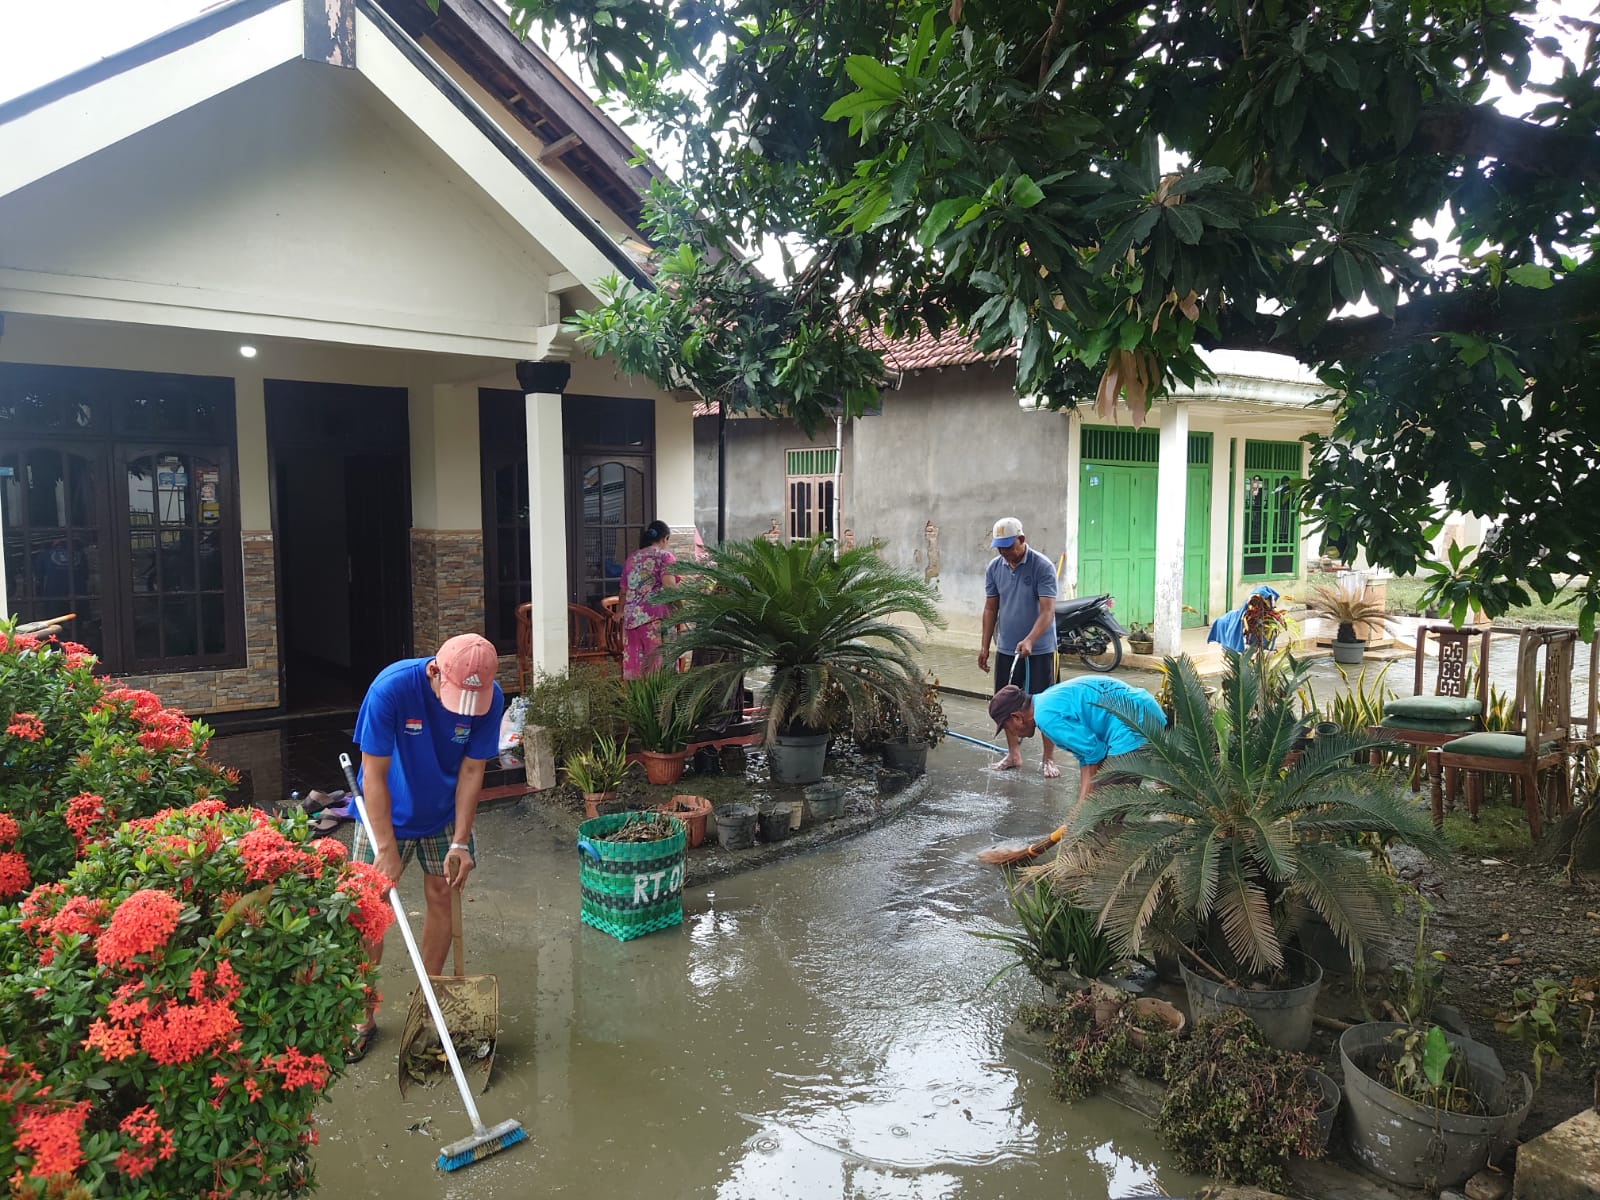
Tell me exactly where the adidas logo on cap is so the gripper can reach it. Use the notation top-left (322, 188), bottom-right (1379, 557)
top-left (463, 673), bottom-right (482, 687)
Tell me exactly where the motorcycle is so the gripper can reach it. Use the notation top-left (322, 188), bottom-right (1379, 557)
top-left (1054, 594), bottom-right (1125, 672)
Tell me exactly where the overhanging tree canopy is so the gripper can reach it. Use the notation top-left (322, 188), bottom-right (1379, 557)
top-left (510, 0), bottom-right (1599, 630)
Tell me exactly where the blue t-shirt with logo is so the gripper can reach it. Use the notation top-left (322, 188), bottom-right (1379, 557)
top-left (984, 546), bottom-right (1059, 654)
top-left (354, 658), bottom-right (505, 839)
top-left (1033, 676), bottom-right (1165, 766)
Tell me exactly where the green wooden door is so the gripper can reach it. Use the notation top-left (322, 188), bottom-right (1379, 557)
top-left (1078, 459), bottom-right (1158, 628)
top-left (1183, 435), bottom-right (1213, 627)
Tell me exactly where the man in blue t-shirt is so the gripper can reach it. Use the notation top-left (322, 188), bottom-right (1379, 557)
top-left (977, 516), bottom-right (1060, 776)
top-left (989, 676), bottom-right (1166, 817)
top-left (346, 633), bottom-right (504, 1062)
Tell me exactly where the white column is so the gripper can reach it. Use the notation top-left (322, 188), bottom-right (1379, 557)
top-left (521, 362), bottom-right (571, 675)
top-left (1061, 410), bottom-right (1082, 597)
top-left (1207, 424), bottom-right (1231, 620)
top-left (1152, 403), bottom-right (1189, 655)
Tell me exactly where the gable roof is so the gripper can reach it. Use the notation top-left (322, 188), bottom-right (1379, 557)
top-left (0, 0), bottom-right (651, 289)
top-left (376, 0), bottom-right (660, 228)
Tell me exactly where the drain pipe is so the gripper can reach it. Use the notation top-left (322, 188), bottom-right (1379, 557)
top-left (832, 411), bottom-right (843, 547)
top-left (716, 401), bottom-right (727, 546)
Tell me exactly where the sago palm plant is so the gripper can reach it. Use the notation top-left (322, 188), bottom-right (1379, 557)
top-left (1057, 649), bottom-right (1445, 983)
top-left (656, 536), bottom-right (943, 742)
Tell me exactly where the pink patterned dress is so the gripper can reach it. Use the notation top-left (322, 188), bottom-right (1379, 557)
top-left (620, 544), bottom-right (677, 679)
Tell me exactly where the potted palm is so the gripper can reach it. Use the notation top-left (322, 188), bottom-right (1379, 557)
top-left (1307, 580), bottom-right (1387, 665)
top-left (1051, 650), bottom-right (1446, 1050)
top-left (659, 537), bottom-right (943, 786)
top-left (564, 733), bottom-right (633, 818)
top-left (622, 668), bottom-right (706, 786)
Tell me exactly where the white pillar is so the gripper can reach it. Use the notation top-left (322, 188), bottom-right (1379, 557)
top-left (1062, 410), bottom-right (1082, 597)
top-left (1207, 423), bottom-right (1231, 620)
top-left (1152, 403), bottom-right (1189, 655)
top-left (520, 361), bottom-right (571, 675)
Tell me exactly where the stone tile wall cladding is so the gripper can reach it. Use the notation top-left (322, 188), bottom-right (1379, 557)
top-left (411, 529), bottom-right (486, 654)
top-left (121, 532), bottom-right (281, 714)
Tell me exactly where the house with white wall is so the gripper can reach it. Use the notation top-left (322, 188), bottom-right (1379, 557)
top-left (697, 331), bottom-right (1336, 655)
top-left (0, 0), bottom-right (694, 715)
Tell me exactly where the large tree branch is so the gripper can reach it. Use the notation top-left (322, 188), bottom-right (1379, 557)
top-left (1413, 103), bottom-right (1600, 181)
top-left (1214, 271), bottom-right (1600, 362)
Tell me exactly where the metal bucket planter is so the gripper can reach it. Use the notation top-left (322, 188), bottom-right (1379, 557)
top-left (576, 813), bottom-right (687, 942)
top-left (713, 803), bottom-right (759, 850)
top-left (1304, 1068), bottom-right (1342, 1155)
top-left (803, 781), bottom-right (846, 822)
top-left (1339, 1022), bottom-right (1532, 1190)
top-left (881, 739), bottom-right (928, 777)
top-left (877, 767), bottom-right (910, 795)
top-left (769, 731), bottom-right (829, 785)
top-left (1180, 948), bottom-right (1323, 1051)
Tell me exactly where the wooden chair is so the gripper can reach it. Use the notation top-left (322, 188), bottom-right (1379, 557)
top-left (514, 602), bottom-right (533, 695)
top-left (1367, 624), bottom-right (1492, 792)
top-left (568, 602), bottom-right (620, 671)
top-left (1427, 626), bottom-right (1579, 839)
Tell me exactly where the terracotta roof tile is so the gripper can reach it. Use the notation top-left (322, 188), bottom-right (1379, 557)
top-left (878, 325), bottom-right (1013, 371)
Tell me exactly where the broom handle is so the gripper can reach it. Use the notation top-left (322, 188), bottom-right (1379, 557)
top-left (341, 754), bottom-right (487, 1135)
top-left (1027, 825), bottom-right (1069, 856)
top-left (452, 889), bottom-right (465, 978)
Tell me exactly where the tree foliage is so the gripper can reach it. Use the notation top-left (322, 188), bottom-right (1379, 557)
top-left (511, 0), bottom-right (1600, 628)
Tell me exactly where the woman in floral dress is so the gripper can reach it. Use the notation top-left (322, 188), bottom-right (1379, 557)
top-left (618, 520), bottom-right (679, 679)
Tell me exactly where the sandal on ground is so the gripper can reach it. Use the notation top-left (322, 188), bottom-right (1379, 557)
top-left (344, 1023), bottom-right (378, 1064)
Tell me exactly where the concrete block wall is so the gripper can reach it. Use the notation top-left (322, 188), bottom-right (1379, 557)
top-left (121, 531), bottom-right (281, 714)
top-left (410, 530), bottom-right (486, 653)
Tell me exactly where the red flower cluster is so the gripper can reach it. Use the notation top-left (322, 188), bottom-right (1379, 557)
top-left (34, 896), bottom-right (111, 964)
top-left (0, 631), bottom-right (42, 654)
top-left (0, 813), bottom-right (18, 844)
top-left (237, 824), bottom-right (318, 883)
top-left (0, 852), bottom-right (31, 899)
top-left (15, 1099), bottom-right (91, 1178)
top-left (311, 836), bottom-right (348, 863)
top-left (113, 1105), bottom-right (175, 1179)
top-left (137, 710), bottom-right (194, 753)
top-left (86, 965), bottom-right (244, 1068)
top-left (63, 792), bottom-right (111, 853)
top-left (98, 686), bottom-right (163, 723)
top-left (138, 996), bottom-right (241, 1066)
top-left (262, 1047), bottom-right (330, 1091)
top-left (5, 713), bottom-right (44, 742)
top-left (340, 860), bottom-right (395, 943)
top-left (96, 889), bottom-right (184, 968)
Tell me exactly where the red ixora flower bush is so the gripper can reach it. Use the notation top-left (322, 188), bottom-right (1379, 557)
top-left (0, 619), bottom-right (236, 887)
top-left (0, 802), bottom-right (392, 1197)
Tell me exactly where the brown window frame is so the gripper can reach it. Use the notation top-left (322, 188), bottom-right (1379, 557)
top-left (785, 447), bottom-right (841, 541)
top-left (0, 364), bottom-right (245, 675)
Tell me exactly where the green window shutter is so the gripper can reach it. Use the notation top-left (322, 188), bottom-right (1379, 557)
top-left (1080, 426), bottom-right (1159, 464)
top-left (1240, 440), bottom-right (1302, 579)
top-left (786, 448), bottom-right (838, 476)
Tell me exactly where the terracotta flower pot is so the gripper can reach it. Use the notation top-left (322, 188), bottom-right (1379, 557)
top-left (582, 791), bottom-right (617, 820)
top-left (640, 749), bottom-right (688, 787)
top-left (1126, 997), bottom-right (1186, 1050)
top-left (655, 794), bottom-right (712, 848)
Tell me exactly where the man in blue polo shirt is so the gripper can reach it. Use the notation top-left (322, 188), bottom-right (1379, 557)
top-left (977, 516), bottom-right (1060, 776)
top-left (989, 676), bottom-right (1166, 817)
top-left (346, 633), bottom-right (504, 1062)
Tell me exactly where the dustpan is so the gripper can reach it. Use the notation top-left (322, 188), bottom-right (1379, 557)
top-left (397, 890), bottom-right (499, 1096)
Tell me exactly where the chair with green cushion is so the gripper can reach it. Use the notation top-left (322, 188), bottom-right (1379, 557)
top-left (1367, 624), bottom-right (1493, 792)
top-left (1426, 626), bottom-right (1578, 840)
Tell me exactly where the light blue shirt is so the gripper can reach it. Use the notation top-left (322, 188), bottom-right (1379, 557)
top-left (1033, 677), bottom-right (1165, 766)
top-left (984, 546), bottom-right (1058, 654)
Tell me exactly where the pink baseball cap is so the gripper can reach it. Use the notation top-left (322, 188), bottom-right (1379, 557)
top-left (435, 634), bottom-right (497, 716)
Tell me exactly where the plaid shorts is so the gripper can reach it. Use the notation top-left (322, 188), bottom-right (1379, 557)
top-left (350, 822), bottom-right (475, 877)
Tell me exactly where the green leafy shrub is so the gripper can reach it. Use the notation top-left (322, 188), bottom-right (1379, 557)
top-left (1, 623), bottom-right (234, 890)
top-left (1015, 989), bottom-right (1177, 1099)
top-left (1157, 1011), bottom-right (1323, 1189)
top-left (659, 537), bottom-right (942, 741)
top-left (621, 669), bottom-right (706, 753)
top-left (564, 733), bottom-right (633, 794)
top-left (521, 663), bottom-right (624, 765)
top-left (973, 873), bottom-right (1118, 986)
top-left (0, 800), bottom-right (392, 1196)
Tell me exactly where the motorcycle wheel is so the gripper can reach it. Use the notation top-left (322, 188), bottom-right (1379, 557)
top-left (1078, 622), bottom-right (1123, 673)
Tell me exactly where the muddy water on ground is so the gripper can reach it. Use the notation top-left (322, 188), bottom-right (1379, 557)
top-left (312, 695), bottom-right (1199, 1199)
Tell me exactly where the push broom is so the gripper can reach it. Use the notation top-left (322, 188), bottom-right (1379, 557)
top-left (340, 753), bottom-right (527, 1171)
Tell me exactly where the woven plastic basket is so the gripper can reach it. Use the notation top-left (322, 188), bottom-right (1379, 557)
top-left (577, 813), bottom-right (688, 942)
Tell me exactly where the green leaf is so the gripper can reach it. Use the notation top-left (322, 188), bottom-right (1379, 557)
top-left (843, 56), bottom-right (904, 100)
top-left (1505, 263), bottom-right (1554, 290)
top-left (1332, 250), bottom-right (1363, 307)
top-left (917, 197), bottom-right (973, 248)
top-left (1165, 204), bottom-right (1203, 245)
top-left (1422, 1025), bottom-right (1451, 1088)
top-left (1009, 175), bottom-right (1045, 210)
top-left (822, 92), bottom-right (890, 123)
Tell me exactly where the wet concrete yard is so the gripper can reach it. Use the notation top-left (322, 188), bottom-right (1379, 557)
top-left (308, 693), bottom-right (1200, 1199)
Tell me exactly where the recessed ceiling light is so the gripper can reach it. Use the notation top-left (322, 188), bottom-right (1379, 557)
top-left (239, 345), bottom-right (258, 358)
